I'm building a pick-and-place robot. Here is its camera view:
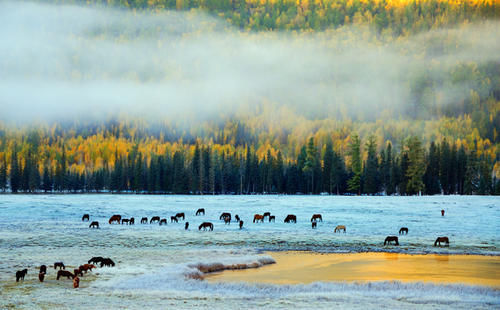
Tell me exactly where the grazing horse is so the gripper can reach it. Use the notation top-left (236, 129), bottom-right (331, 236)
top-left (220, 213), bottom-right (231, 222)
top-left (150, 216), bottom-right (160, 224)
top-left (312, 222), bottom-right (317, 229)
top-left (311, 214), bottom-right (323, 222)
top-left (159, 219), bottom-right (167, 225)
top-left (54, 262), bottom-right (65, 270)
top-left (263, 212), bottom-right (271, 219)
top-left (40, 265), bottom-right (47, 274)
top-left (434, 237), bottom-right (450, 247)
top-left (384, 236), bottom-right (399, 245)
top-left (74, 268), bottom-right (83, 277)
top-left (399, 227), bottom-right (409, 235)
top-left (185, 222), bottom-right (189, 230)
top-left (100, 258), bottom-right (115, 267)
top-left (129, 217), bottom-right (135, 225)
top-left (235, 215), bottom-right (240, 222)
top-left (199, 222), bottom-right (214, 231)
top-left (223, 216), bottom-right (231, 225)
top-left (269, 215), bottom-right (275, 222)
top-left (79, 264), bottom-right (96, 273)
top-left (73, 276), bottom-right (80, 288)
top-left (16, 269), bottom-right (28, 282)
top-left (141, 217), bottom-right (148, 224)
top-left (334, 225), bottom-right (346, 233)
top-left (253, 214), bottom-right (265, 223)
top-left (122, 219), bottom-right (130, 225)
top-left (82, 214), bottom-right (90, 221)
top-left (57, 270), bottom-right (74, 280)
top-left (175, 213), bottom-right (185, 220)
top-left (171, 216), bottom-right (178, 223)
top-left (239, 220), bottom-right (244, 229)
top-left (88, 257), bottom-right (104, 265)
top-left (284, 214), bottom-right (297, 223)
top-left (109, 214), bottom-right (121, 224)
top-left (196, 208), bottom-right (205, 216)
top-left (89, 221), bottom-right (99, 228)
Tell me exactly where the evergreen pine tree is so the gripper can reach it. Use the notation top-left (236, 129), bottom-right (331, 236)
top-left (347, 133), bottom-right (362, 194)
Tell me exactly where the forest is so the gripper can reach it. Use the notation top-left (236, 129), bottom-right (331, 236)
top-left (0, 1), bottom-right (498, 195)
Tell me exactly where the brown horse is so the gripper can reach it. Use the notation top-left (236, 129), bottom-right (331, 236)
top-left (441, 209), bottom-right (445, 216)
top-left (54, 262), bottom-right (65, 270)
top-left (224, 216), bottom-right (231, 225)
top-left (16, 269), bottom-right (27, 282)
top-left (196, 208), bottom-right (205, 216)
top-left (150, 216), bottom-right (160, 224)
top-left (129, 217), bottom-right (135, 225)
top-left (220, 213), bottom-right (231, 222)
top-left (434, 237), bottom-right (450, 246)
top-left (57, 270), bottom-right (74, 280)
top-left (171, 216), bottom-right (178, 223)
top-left (141, 217), bottom-right (148, 224)
top-left (82, 214), bottom-right (90, 221)
top-left (175, 213), bottom-right (185, 220)
top-left (38, 272), bottom-right (45, 282)
top-left (79, 264), bottom-right (96, 273)
top-left (159, 219), bottom-right (167, 225)
top-left (199, 222), bottom-right (214, 231)
top-left (73, 276), bottom-right (80, 288)
top-left (89, 221), bottom-right (99, 228)
top-left (334, 225), bottom-right (346, 233)
top-left (284, 214), bottom-right (297, 223)
top-left (312, 222), bottom-right (317, 229)
top-left (109, 214), bottom-right (121, 224)
top-left (311, 214), bottom-right (323, 222)
top-left (269, 215), bottom-right (275, 222)
top-left (239, 220), bottom-right (244, 229)
top-left (253, 214), bottom-right (264, 223)
top-left (74, 268), bottom-right (83, 277)
top-left (384, 236), bottom-right (399, 245)
top-left (399, 227), bottom-right (408, 235)
top-left (235, 215), bottom-right (240, 222)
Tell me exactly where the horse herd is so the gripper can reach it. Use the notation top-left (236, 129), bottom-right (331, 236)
top-left (83, 208), bottom-right (450, 247)
top-left (15, 257), bottom-right (115, 287)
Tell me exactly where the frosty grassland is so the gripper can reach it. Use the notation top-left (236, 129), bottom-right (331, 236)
top-left (0, 195), bottom-right (498, 309)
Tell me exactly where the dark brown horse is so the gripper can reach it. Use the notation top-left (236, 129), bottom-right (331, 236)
top-left (196, 208), bottom-right (205, 216)
top-left (141, 217), bottom-right (148, 224)
top-left (239, 220), bottom-right (244, 229)
top-left (384, 236), bottom-right (399, 245)
top-left (311, 214), bottom-right (323, 222)
top-left (89, 221), bottom-right (99, 228)
top-left (74, 268), bottom-right (83, 277)
top-left (150, 216), bottom-right (160, 224)
top-left (38, 272), bottom-right (45, 282)
top-left (269, 215), bottom-right (275, 222)
top-left (73, 276), bottom-right (80, 288)
top-left (16, 269), bottom-right (27, 282)
top-left (185, 222), bottom-right (189, 230)
top-left (235, 215), bottom-right (240, 222)
top-left (54, 262), bottom-right (65, 270)
top-left (82, 214), bottom-right (90, 221)
top-left (284, 214), bottom-right (297, 223)
top-left (199, 222), bottom-right (214, 231)
top-left (175, 213), bottom-right (185, 220)
top-left (79, 264), bottom-right (96, 273)
top-left (263, 212), bottom-right (271, 219)
top-left (441, 209), bottom-right (445, 216)
top-left (224, 216), bottom-right (231, 225)
top-left (434, 237), bottom-right (450, 246)
top-left (129, 217), bottom-right (135, 225)
top-left (88, 257), bottom-right (104, 265)
top-left (399, 227), bottom-right (408, 235)
top-left (159, 219), bottom-right (167, 225)
top-left (57, 270), bottom-right (74, 280)
top-left (109, 214), bottom-right (121, 224)
top-left (253, 214), bottom-right (264, 223)
top-left (312, 222), bottom-right (317, 229)
top-left (220, 213), bottom-right (231, 222)
top-left (171, 216), bottom-right (178, 223)
top-left (122, 219), bottom-right (130, 225)
top-left (100, 258), bottom-right (115, 267)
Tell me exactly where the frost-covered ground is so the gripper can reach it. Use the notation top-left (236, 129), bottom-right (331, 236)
top-left (0, 195), bottom-right (498, 309)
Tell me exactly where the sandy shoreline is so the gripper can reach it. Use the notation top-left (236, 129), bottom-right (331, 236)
top-left (206, 251), bottom-right (500, 287)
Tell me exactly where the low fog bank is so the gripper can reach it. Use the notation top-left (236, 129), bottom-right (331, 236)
top-left (0, 1), bottom-right (499, 123)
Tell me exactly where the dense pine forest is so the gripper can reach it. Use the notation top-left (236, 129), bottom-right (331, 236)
top-left (0, 1), bottom-right (498, 195)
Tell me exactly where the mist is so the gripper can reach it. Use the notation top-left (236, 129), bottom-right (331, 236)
top-left (0, 1), bottom-right (499, 124)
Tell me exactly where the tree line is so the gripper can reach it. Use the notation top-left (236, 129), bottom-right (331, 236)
top-left (1, 134), bottom-right (497, 195)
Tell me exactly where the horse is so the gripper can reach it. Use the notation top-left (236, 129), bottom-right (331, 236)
top-left (239, 220), bottom-right (244, 229)
top-left (263, 212), bottom-right (271, 219)
top-left (311, 214), bottom-right (323, 222)
top-left (57, 270), bottom-right (74, 280)
top-left (88, 257), bottom-right (104, 265)
top-left (73, 276), bottom-right (80, 288)
top-left (38, 272), bottom-right (45, 282)
top-left (384, 236), bottom-right (399, 245)
top-left (253, 214), bottom-right (264, 223)
top-left (220, 213), bottom-right (231, 222)
top-left (121, 219), bottom-right (130, 225)
top-left (284, 214), bottom-right (297, 223)
top-left (129, 217), bottom-right (135, 225)
top-left (89, 221), bottom-right (99, 228)
top-left (16, 269), bottom-right (27, 282)
top-left (441, 209), bottom-right (445, 216)
top-left (100, 258), bottom-right (115, 267)
top-left (175, 213), bottom-right (185, 220)
top-left (224, 216), bottom-right (231, 225)
top-left (185, 222), bottom-right (189, 230)
top-left (196, 208), bottom-right (205, 216)
top-left (109, 214), bottom-right (121, 224)
top-left (82, 214), bottom-right (90, 221)
top-left (39, 265), bottom-right (47, 274)
top-left (199, 222), bottom-right (214, 231)
top-left (79, 264), bottom-right (96, 273)
top-left (434, 237), bottom-right (450, 247)
top-left (54, 262), bottom-right (65, 270)
top-left (235, 215), bottom-right (240, 222)
top-left (171, 216), bottom-right (178, 223)
top-left (399, 227), bottom-right (408, 235)
top-left (150, 216), bottom-right (160, 224)
top-left (334, 225), bottom-right (346, 233)
top-left (74, 268), bottom-right (83, 277)
top-left (159, 219), bottom-right (167, 225)
top-left (312, 222), bottom-right (317, 229)
top-left (141, 217), bottom-right (148, 224)
top-left (269, 215), bottom-right (275, 222)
